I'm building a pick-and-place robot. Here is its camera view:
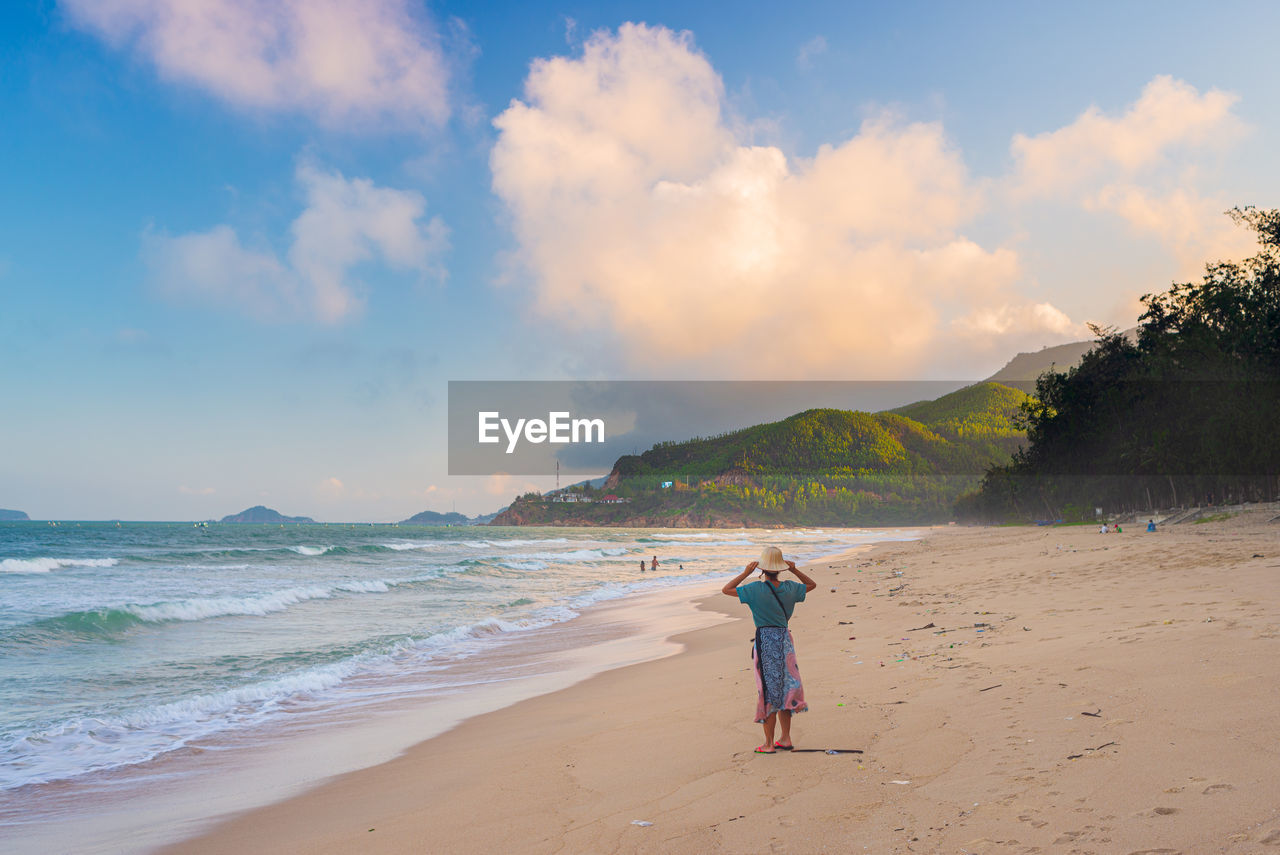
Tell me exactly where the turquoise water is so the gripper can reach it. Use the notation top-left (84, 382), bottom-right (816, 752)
top-left (0, 522), bottom-right (912, 793)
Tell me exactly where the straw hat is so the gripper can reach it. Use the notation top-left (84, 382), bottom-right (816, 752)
top-left (759, 546), bottom-right (787, 573)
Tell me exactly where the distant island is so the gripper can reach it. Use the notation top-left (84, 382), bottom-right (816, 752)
top-left (400, 510), bottom-right (470, 525)
top-left (0, 509), bottom-right (30, 521)
top-left (401, 509), bottom-right (505, 526)
top-left (220, 506), bottom-right (316, 524)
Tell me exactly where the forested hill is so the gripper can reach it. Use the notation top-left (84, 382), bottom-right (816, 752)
top-left (608, 382), bottom-right (1028, 482)
top-left (888, 382), bottom-right (1031, 439)
top-left (492, 382), bottom-right (1029, 527)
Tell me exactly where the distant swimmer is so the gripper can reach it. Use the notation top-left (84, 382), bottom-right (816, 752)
top-left (651, 555), bottom-right (659, 572)
top-left (640, 560), bottom-right (646, 573)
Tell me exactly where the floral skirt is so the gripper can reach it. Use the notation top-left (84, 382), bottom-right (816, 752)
top-left (752, 626), bottom-right (808, 722)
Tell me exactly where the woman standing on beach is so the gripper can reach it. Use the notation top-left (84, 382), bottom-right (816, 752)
top-left (723, 547), bottom-right (817, 753)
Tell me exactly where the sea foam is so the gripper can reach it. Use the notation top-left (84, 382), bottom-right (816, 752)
top-left (0, 607), bottom-right (576, 789)
top-left (0, 557), bottom-right (118, 574)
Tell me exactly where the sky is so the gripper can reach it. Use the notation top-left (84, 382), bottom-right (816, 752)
top-left (2, 0), bottom-right (1278, 521)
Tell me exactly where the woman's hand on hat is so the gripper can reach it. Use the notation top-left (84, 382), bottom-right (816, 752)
top-left (746, 561), bottom-right (759, 572)
top-left (785, 560), bottom-right (797, 572)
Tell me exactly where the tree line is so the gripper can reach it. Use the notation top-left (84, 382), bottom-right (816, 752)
top-left (958, 208), bottom-right (1280, 522)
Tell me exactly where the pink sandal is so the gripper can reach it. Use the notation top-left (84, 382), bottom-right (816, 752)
top-left (754, 744), bottom-right (776, 754)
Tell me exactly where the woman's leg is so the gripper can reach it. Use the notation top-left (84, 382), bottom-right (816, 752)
top-left (761, 711), bottom-right (777, 748)
top-left (776, 710), bottom-right (793, 747)
top-left (755, 628), bottom-right (788, 751)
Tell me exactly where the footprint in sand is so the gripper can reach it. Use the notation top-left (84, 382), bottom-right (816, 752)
top-left (1149, 806), bottom-right (1179, 816)
top-left (1201, 783), bottom-right (1234, 795)
top-left (1125, 850), bottom-right (1180, 854)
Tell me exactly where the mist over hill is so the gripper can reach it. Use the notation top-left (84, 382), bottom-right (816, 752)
top-left (984, 329), bottom-right (1139, 391)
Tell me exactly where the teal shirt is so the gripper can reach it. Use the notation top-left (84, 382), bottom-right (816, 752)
top-left (737, 579), bottom-right (807, 627)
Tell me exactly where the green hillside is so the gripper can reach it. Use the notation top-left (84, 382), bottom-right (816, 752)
top-left (888, 382), bottom-right (1031, 462)
top-left (493, 382), bottom-right (1030, 527)
top-left (890, 380), bottom-right (1029, 427)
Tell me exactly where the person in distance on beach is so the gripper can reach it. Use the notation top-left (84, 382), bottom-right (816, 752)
top-left (722, 547), bottom-right (817, 754)
top-left (651, 555), bottom-right (659, 572)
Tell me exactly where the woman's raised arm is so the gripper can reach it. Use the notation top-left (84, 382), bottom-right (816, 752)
top-left (722, 561), bottom-right (759, 596)
top-left (786, 560), bottom-right (818, 593)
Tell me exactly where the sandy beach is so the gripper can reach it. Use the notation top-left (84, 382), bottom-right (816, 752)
top-left (166, 511), bottom-right (1280, 855)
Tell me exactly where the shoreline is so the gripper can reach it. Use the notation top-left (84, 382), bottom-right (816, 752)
top-left (163, 513), bottom-right (1280, 854)
top-left (147, 538), bottom-right (888, 854)
top-left (140, 540), bottom-right (882, 855)
top-left (0, 579), bottom-right (744, 855)
top-left (0, 532), bottom-right (896, 855)
top-left (155, 575), bottom-right (788, 855)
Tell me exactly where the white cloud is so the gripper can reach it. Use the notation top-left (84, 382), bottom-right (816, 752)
top-left (289, 162), bottom-right (449, 320)
top-left (484, 473), bottom-right (541, 497)
top-left (952, 302), bottom-right (1086, 354)
top-left (314, 476), bottom-right (383, 505)
top-left (796, 35), bottom-right (827, 69)
top-left (62, 0), bottom-right (450, 130)
top-left (145, 161), bottom-right (448, 322)
top-left (1004, 76), bottom-right (1249, 286)
top-left (1010, 75), bottom-right (1243, 199)
top-left (144, 225), bottom-right (296, 318)
top-left (1086, 184), bottom-right (1259, 275)
top-left (178, 485), bottom-right (216, 495)
top-left (492, 23), bottom-right (1066, 377)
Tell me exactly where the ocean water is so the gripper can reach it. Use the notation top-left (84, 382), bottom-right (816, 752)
top-left (0, 521), bottom-right (914, 843)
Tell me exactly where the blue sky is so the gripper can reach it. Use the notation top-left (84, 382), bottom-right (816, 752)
top-left (2, 0), bottom-right (1278, 520)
